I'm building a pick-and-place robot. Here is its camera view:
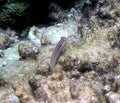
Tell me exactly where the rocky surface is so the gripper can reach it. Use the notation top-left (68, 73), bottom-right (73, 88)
top-left (18, 43), bottom-right (39, 59)
top-left (0, 0), bottom-right (120, 103)
top-left (12, 82), bottom-right (35, 103)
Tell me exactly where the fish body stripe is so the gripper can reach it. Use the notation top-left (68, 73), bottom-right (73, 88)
top-left (50, 37), bottom-right (66, 72)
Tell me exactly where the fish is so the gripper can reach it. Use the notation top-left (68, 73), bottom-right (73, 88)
top-left (50, 37), bottom-right (66, 72)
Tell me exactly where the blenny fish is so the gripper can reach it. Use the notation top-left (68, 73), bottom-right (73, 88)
top-left (50, 37), bottom-right (66, 72)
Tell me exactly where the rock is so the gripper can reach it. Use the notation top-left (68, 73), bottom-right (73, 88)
top-left (41, 34), bottom-right (51, 45)
top-left (0, 78), bottom-right (6, 88)
top-left (0, 50), bottom-right (4, 57)
top-left (51, 69), bottom-right (64, 80)
top-left (48, 81), bottom-right (71, 102)
top-left (102, 74), bottom-right (120, 92)
top-left (102, 85), bottom-right (111, 94)
top-left (97, 0), bottom-right (120, 28)
top-left (28, 76), bottom-right (48, 101)
top-left (58, 55), bottom-right (96, 73)
top-left (113, 75), bottom-right (120, 92)
top-left (48, 2), bottom-right (66, 22)
top-left (106, 30), bottom-right (116, 47)
top-left (3, 44), bottom-right (20, 60)
top-left (58, 55), bottom-right (80, 71)
top-left (12, 81), bottom-right (35, 103)
top-left (105, 92), bottom-right (120, 103)
top-left (36, 63), bottom-right (50, 76)
top-left (67, 69), bottom-right (80, 79)
top-left (28, 26), bottom-right (41, 46)
top-left (70, 85), bottom-right (102, 103)
top-left (28, 76), bottom-right (41, 90)
top-left (33, 87), bottom-right (48, 101)
top-left (69, 85), bottom-right (79, 99)
top-left (112, 29), bottom-right (120, 48)
top-left (102, 74), bottom-right (115, 86)
top-left (0, 35), bottom-right (12, 50)
top-left (18, 43), bottom-right (39, 59)
top-left (78, 87), bottom-right (102, 103)
top-left (28, 21), bottom-right (78, 45)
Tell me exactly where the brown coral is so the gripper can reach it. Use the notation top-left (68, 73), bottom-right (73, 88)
top-left (12, 81), bottom-right (35, 103)
top-left (28, 76), bottom-right (48, 102)
top-left (18, 44), bottom-right (39, 59)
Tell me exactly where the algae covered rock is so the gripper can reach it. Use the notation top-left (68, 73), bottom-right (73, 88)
top-left (12, 81), bottom-right (35, 103)
top-left (0, 34), bottom-right (13, 49)
top-left (28, 76), bottom-right (48, 102)
top-left (36, 63), bottom-right (50, 76)
top-left (105, 92), bottom-right (120, 103)
top-left (18, 43), bottom-right (39, 59)
top-left (51, 69), bottom-right (64, 80)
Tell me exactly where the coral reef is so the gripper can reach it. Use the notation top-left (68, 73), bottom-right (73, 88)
top-left (0, 0), bottom-right (120, 103)
top-left (12, 81), bottom-right (35, 103)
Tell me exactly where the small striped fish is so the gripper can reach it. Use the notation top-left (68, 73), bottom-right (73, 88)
top-left (50, 37), bottom-right (66, 72)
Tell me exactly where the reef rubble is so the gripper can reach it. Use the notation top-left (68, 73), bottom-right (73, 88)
top-left (0, 0), bottom-right (120, 103)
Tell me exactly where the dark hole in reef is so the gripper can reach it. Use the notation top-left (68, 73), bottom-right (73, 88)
top-left (77, 62), bottom-right (93, 73)
top-left (0, 0), bottom-right (98, 32)
top-left (0, 78), bottom-right (6, 87)
top-left (81, 0), bottom-right (98, 18)
top-left (0, 0), bottom-right (79, 31)
top-left (27, 0), bottom-right (81, 27)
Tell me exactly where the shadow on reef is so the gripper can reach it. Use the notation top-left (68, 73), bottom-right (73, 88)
top-left (0, 0), bottom-right (98, 31)
top-left (0, 0), bottom-right (79, 31)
